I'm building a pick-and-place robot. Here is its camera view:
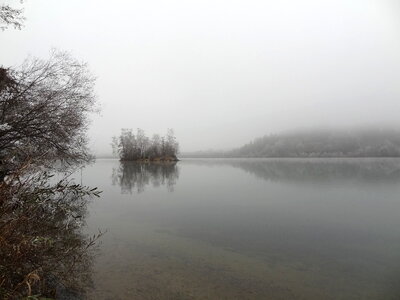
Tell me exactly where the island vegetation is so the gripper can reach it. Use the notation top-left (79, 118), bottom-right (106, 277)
top-left (112, 128), bottom-right (179, 162)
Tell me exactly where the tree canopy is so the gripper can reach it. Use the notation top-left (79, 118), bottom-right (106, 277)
top-left (0, 50), bottom-right (97, 177)
top-left (112, 128), bottom-right (179, 161)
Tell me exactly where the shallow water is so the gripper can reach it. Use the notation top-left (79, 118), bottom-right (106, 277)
top-left (82, 158), bottom-right (400, 299)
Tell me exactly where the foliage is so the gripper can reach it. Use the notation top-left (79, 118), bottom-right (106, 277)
top-left (0, 169), bottom-right (102, 299)
top-left (0, 50), bottom-right (100, 298)
top-left (112, 128), bottom-right (179, 161)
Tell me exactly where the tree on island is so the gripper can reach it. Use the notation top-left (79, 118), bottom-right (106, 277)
top-left (112, 128), bottom-right (179, 161)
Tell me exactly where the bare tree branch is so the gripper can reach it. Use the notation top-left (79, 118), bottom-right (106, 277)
top-left (0, 3), bottom-right (25, 30)
top-left (0, 50), bottom-right (98, 177)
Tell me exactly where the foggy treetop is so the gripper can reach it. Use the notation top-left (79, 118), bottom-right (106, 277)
top-left (112, 128), bottom-right (179, 161)
top-left (232, 129), bottom-right (400, 157)
top-left (182, 129), bottom-right (400, 158)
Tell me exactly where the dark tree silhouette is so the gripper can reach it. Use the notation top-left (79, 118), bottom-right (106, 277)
top-left (0, 50), bottom-right (97, 177)
top-left (112, 128), bottom-right (179, 161)
top-left (1, 8), bottom-right (101, 299)
top-left (0, 171), bottom-right (101, 299)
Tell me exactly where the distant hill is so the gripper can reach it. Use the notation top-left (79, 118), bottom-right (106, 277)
top-left (230, 129), bottom-right (400, 158)
top-left (181, 129), bottom-right (400, 158)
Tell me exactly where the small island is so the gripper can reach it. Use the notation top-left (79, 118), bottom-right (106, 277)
top-left (112, 128), bottom-right (179, 162)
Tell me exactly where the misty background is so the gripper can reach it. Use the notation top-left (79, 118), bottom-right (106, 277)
top-left (1, 0), bottom-right (400, 155)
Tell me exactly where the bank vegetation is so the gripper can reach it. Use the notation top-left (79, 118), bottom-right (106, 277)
top-left (0, 49), bottom-right (100, 299)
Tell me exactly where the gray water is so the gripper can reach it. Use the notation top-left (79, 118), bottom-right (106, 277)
top-left (82, 158), bottom-right (400, 299)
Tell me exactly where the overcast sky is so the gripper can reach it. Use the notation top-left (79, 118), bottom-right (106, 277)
top-left (1, 0), bottom-right (400, 154)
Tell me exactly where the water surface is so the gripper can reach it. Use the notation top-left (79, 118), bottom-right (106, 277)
top-left (82, 158), bottom-right (400, 299)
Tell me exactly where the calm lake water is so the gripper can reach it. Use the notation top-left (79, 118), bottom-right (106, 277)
top-left (81, 158), bottom-right (400, 300)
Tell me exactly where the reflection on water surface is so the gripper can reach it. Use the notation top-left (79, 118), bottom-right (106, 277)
top-left (84, 158), bottom-right (400, 299)
top-left (112, 161), bottom-right (179, 193)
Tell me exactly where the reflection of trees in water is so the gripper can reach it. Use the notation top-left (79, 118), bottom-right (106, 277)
top-left (233, 159), bottom-right (400, 183)
top-left (112, 162), bottom-right (179, 193)
top-left (188, 159), bottom-right (400, 183)
top-left (0, 173), bottom-right (100, 299)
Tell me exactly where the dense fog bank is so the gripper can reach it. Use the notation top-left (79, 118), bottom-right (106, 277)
top-left (182, 129), bottom-right (400, 158)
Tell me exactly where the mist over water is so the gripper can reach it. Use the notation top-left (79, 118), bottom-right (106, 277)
top-left (2, 0), bottom-right (400, 154)
top-left (83, 158), bottom-right (400, 299)
top-left (3, 1), bottom-right (400, 299)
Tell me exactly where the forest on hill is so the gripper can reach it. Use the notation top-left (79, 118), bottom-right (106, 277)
top-left (231, 129), bottom-right (400, 157)
top-left (182, 129), bottom-right (400, 158)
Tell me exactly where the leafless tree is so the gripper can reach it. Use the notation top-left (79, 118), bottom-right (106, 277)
top-left (165, 128), bottom-right (179, 157)
top-left (0, 8), bottom-right (102, 298)
top-left (0, 2), bottom-right (25, 30)
top-left (0, 50), bottom-right (97, 177)
top-left (113, 128), bottom-right (179, 161)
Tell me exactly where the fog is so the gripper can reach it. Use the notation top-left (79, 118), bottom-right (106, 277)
top-left (1, 0), bottom-right (400, 155)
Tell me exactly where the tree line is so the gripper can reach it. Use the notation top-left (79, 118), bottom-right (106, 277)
top-left (182, 129), bottom-right (400, 158)
top-left (230, 129), bottom-right (400, 158)
top-left (112, 128), bottom-right (179, 161)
